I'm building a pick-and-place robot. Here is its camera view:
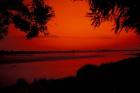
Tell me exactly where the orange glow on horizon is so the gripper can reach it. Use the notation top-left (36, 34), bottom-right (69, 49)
top-left (0, 0), bottom-right (140, 50)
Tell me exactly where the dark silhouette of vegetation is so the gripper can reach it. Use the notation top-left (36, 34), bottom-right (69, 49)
top-left (1, 56), bottom-right (140, 93)
top-left (1, 0), bottom-right (140, 39)
top-left (88, 0), bottom-right (140, 33)
top-left (0, 0), bottom-right (54, 39)
top-left (1, 49), bottom-right (140, 55)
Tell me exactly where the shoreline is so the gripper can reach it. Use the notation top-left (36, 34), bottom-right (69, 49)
top-left (1, 56), bottom-right (140, 92)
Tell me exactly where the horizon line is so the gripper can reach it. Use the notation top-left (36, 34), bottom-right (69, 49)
top-left (0, 49), bottom-right (140, 54)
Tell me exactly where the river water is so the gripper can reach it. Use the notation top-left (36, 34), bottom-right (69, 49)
top-left (0, 51), bottom-right (139, 87)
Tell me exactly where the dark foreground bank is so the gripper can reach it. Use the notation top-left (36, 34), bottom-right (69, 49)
top-left (1, 56), bottom-right (140, 93)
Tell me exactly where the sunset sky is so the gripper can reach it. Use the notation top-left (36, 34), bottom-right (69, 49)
top-left (0, 0), bottom-right (140, 50)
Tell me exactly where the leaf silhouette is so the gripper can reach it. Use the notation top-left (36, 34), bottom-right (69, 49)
top-left (0, 0), bottom-right (54, 39)
top-left (89, 0), bottom-right (140, 33)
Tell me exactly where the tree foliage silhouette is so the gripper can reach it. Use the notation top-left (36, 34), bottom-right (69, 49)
top-left (0, 0), bottom-right (54, 39)
top-left (88, 0), bottom-right (140, 33)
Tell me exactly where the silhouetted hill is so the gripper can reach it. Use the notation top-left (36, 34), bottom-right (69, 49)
top-left (1, 56), bottom-right (140, 93)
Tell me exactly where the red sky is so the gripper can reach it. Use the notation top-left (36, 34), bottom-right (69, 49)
top-left (0, 0), bottom-right (140, 50)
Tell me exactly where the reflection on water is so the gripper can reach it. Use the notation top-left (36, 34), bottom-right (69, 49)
top-left (0, 51), bottom-right (139, 87)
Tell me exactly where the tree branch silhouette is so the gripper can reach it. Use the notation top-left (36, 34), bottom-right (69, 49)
top-left (0, 0), bottom-right (54, 39)
top-left (88, 0), bottom-right (140, 33)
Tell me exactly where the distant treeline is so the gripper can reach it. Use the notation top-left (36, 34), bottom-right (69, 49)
top-left (0, 49), bottom-right (140, 55)
top-left (0, 50), bottom-right (45, 55)
top-left (1, 56), bottom-right (140, 93)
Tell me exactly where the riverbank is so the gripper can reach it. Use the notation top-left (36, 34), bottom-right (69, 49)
top-left (1, 56), bottom-right (140, 93)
